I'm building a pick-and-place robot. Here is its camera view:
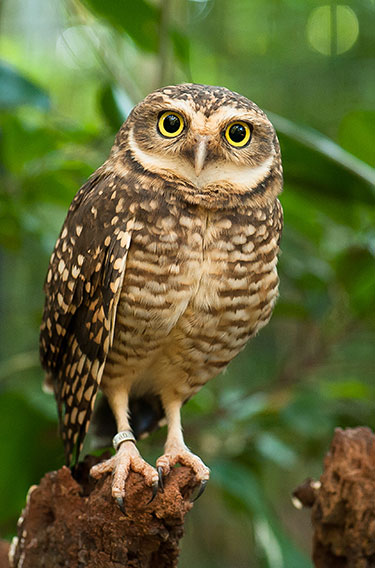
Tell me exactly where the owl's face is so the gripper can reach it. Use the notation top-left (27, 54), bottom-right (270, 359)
top-left (116, 84), bottom-right (282, 206)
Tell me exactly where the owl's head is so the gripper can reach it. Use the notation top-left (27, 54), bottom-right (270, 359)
top-left (114, 84), bottom-right (282, 208)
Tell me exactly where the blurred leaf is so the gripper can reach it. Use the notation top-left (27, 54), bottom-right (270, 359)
top-left (0, 115), bottom-right (60, 175)
top-left (256, 517), bottom-right (313, 568)
top-left (0, 351), bottom-right (39, 383)
top-left (281, 390), bottom-right (332, 438)
top-left (0, 61), bottom-right (50, 110)
top-left (171, 28), bottom-right (190, 66)
top-left (320, 379), bottom-right (373, 401)
top-left (212, 459), bottom-right (269, 516)
top-left (334, 247), bottom-right (375, 316)
top-left (270, 112), bottom-right (375, 195)
top-left (339, 110), bottom-right (375, 167)
top-left (255, 432), bottom-right (297, 469)
top-left (275, 301), bottom-right (309, 319)
top-left (82, 0), bottom-right (159, 52)
top-left (0, 199), bottom-right (22, 249)
top-left (0, 391), bottom-right (61, 532)
top-left (226, 392), bottom-right (269, 423)
top-left (99, 84), bottom-right (126, 131)
top-left (184, 384), bottom-right (215, 415)
top-left (213, 460), bottom-right (312, 567)
top-left (81, 0), bottom-right (189, 68)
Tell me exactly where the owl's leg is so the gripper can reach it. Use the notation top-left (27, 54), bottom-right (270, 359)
top-left (90, 387), bottom-right (159, 512)
top-left (156, 399), bottom-right (210, 498)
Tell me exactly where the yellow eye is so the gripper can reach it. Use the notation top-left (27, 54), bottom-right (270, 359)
top-left (225, 121), bottom-right (252, 147)
top-left (157, 111), bottom-right (184, 138)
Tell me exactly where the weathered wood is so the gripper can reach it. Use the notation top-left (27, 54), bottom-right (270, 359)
top-left (0, 539), bottom-right (10, 568)
top-left (9, 454), bottom-right (199, 568)
top-left (293, 427), bottom-right (375, 568)
top-left (10, 427), bottom-right (375, 567)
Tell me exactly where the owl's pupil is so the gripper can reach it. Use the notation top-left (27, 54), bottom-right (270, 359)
top-left (229, 124), bottom-right (246, 142)
top-left (163, 114), bottom-right (180, 133)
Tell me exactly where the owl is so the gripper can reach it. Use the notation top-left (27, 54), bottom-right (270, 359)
top-left (40, 83), bottom-right (283, 510)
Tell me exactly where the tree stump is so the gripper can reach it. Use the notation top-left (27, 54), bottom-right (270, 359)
top-left (0, 540), bottom-right (10, 568)
top-left (8, 427), bottom-right (375, 567)
top-left (293, 427), bottom-right (375, 568)
top-left (8, 454), bottom-right (199, 568)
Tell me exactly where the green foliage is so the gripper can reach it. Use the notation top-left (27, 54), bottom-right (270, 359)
top-left (83, 0), bottom-right (160, 53)
top-left (0, 391), bottom-right (61, 535)
top-left (0, 0), bottom-right (374, 565)
top-left (0, 61), bottom-right (50, 110)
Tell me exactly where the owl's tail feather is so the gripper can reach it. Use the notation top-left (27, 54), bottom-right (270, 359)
top-left (91, 393), bottom-right (166, 449)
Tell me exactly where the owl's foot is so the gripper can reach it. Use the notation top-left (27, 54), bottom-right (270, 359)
top-left (90, 441), bottom-right (159, 513)
top-left (156, 447), bottom-right (210, 500)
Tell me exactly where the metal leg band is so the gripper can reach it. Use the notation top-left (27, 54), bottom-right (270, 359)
top-left (112, 430), bottom-right (136, 451)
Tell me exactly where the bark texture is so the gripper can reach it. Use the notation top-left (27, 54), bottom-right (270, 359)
top-left (0, 540), bottom-right (10, 568)
top-left (8, 427), bottom-right (375, 567)
top-left (293, 427), bottom-right (375, 568)
top-left (9, 454), bottom-right (199, 568)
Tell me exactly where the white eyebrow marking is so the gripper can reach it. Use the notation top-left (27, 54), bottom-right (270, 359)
top-left (128, 129), bottom-right (274, 190)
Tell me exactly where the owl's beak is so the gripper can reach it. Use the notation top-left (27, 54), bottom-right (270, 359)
top-left (194, 136), bottom-right (209, 177)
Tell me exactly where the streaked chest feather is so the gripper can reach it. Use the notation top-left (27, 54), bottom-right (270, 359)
top-left (116, 205), bottom-right (280, 338)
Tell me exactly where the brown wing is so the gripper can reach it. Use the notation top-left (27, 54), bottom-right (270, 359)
top-left (40, 169), bottom-right (134, 465)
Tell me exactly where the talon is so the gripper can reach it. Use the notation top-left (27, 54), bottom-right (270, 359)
top-left (147, 480), bottom-right (159, 504)
top-left (191, 479), bottom-right (208, 502)
top-left (116, 496), bottom-right (126, 515)
top-left (157, 466), bottom-right (165, 493)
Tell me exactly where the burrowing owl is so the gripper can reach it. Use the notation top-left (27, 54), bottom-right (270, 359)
top-left (40, 83), bottom-right (283, 508)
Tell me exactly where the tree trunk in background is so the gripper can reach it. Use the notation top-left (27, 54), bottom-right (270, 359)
top-left (8, 454), bottom-right (198, 568)
top-left (0, 540), bottom-right (10, 568)
top-left (294, 427), bottom-right (375, 568)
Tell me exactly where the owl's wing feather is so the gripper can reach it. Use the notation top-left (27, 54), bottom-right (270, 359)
top-left (40, 171), bottom-right (134, 465)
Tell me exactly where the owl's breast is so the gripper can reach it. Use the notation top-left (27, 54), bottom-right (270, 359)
top-left (106, 202), bottom-right (281, 386)
top-left (172, 207), bottom-right (281, 379)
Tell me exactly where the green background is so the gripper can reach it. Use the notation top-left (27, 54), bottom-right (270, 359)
top-left (0, 1), bottom-right (374, 566)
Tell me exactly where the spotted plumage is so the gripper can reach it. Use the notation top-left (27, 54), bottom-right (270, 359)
top-left (40, 83), bottom-right (283, 503)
